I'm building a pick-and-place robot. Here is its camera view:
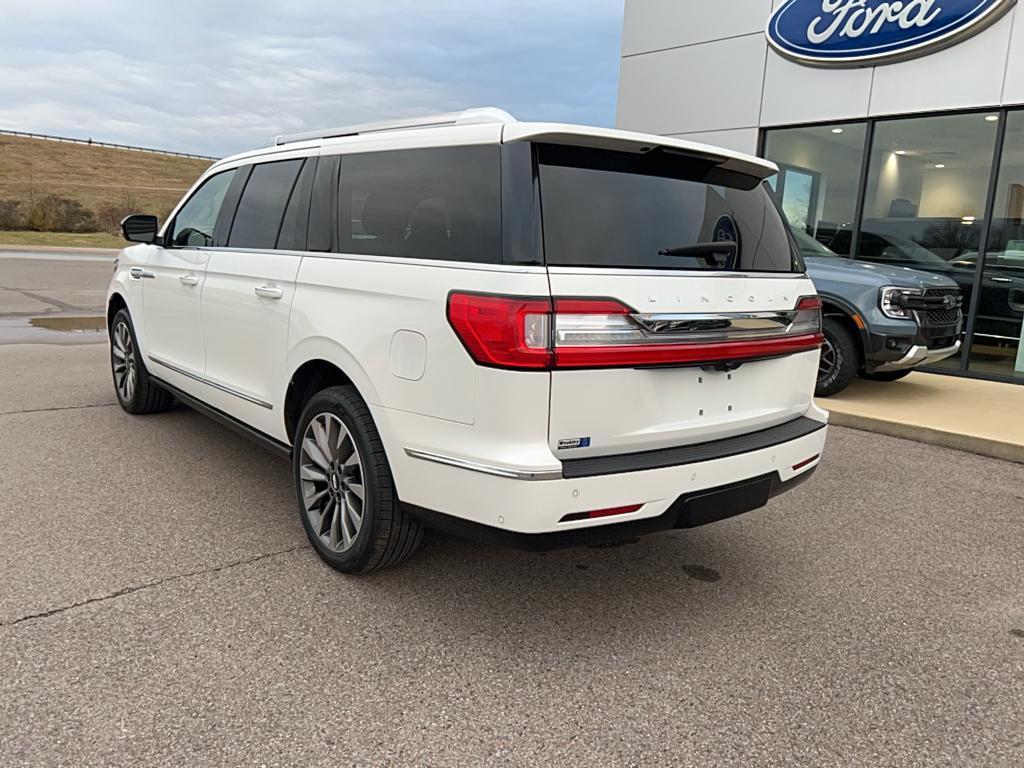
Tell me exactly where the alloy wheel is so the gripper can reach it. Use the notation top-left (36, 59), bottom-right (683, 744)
top-left (818, 337), bottom-right (837, 381)
top-left (299, 413), bottom-right (365, 553)
top-left (112, 321), bottom-right (137, 402)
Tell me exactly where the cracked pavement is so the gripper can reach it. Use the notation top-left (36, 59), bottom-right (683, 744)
top-left (1, 256), bottom-right (1022, 766)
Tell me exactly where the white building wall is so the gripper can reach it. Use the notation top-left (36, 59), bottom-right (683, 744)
top-left (617, 0), bottom-right (1024, 153)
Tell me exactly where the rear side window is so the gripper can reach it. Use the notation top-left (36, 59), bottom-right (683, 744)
top-left (338, 146), bottom-right (501, 264)
top-left (228, 159), bottom-right (304, 249)
top-left (537, 144), bottom-right (799, 272)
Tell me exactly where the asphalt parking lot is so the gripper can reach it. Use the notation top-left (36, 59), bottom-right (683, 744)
top-left (1, 254), bottom-right (1023, 766)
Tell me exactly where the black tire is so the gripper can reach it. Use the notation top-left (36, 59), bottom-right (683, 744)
top-left (859, 369), bottom-right (912, 383)
top-left (815, 317), bottom-right (859, 397)
top-left (293, 385), bottom-right (422, 574)
top-left (109, 308), bottom-right (174, 414)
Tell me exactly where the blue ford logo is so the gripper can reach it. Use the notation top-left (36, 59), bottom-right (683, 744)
top-left (767, 0), bottom-right (1017, 67)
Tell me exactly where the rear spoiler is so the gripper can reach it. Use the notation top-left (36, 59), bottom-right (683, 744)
top-left (502, 122), bottom-right (777, 183)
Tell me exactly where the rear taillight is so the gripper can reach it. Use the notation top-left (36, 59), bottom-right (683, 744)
top-left (447, 292), bottom-right (824, 371)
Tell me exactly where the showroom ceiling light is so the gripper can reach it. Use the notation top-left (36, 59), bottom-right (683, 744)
top-left (831, 128), bottom-right (844, 134)
top-left (985, 115), bottom-right (999, 122)
top-left (895, 150), bottom-right (908, 155)
top-left (934, 163), bottom-right (946, 169)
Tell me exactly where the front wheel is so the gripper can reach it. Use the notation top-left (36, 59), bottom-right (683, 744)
top-left (815, 318), bottom-right (859, 398)
top-left (293, 385), bottom-right (422, 574)
top-left (110, 309), bottom-right (173, 414)
top-left (859, 369), bottom-right (912, 383)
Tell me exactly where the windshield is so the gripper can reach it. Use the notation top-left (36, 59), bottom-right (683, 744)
top-left (790, 227), bottom-right (838, 259)
top-left (536, 144), bottom-right (801, 272)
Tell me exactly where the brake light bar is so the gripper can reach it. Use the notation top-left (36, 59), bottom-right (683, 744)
top-left (447, 292), bottom-right (823, 371)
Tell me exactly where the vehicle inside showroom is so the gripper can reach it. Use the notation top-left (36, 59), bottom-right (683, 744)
top-left (617, 0), bottom-right (1024, 384)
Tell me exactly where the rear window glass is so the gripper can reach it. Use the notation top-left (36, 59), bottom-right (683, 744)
top-left (338, 146), bottom-right (501, 264)
top-left (228, 159), bottom-right (304, 249)
top-left (537, 144), bottom-right (799, 272)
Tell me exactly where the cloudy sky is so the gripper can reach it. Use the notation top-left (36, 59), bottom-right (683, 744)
top-left (0, 0), bottom-right (624, 158)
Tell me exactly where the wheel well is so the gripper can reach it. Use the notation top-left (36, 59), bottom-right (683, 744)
top-left (107, 293), bottom-right (127, 333)
top-left (821, 301), bottom-right (863, 365)
top-left (284, 360), bottom-right (353, 441)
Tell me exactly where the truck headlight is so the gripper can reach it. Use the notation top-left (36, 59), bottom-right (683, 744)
top-left (879, 286), bottom-right (923, 320)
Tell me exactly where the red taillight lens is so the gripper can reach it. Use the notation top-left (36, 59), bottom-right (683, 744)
top-left (448, 293), bottom-right (824, 371)
top-left (559, 504), bottom-right (644, 523)
top-left (447, 292), bottom-right (553, 369)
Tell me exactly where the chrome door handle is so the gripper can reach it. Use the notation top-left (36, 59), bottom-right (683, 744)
top-left (988, 276), bottom-right (1013, 284)
top-left (179, 273), bottom-right (199, 286)
top-left (254, 285), bottom-right (284, 300)
top-left (129, 267), bottom-right (155, 280)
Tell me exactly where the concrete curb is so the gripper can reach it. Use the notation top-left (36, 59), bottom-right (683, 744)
top-left (0, 244), bottom-right (120, 255)
top-left (828, 410), bottom-right (1024, 465)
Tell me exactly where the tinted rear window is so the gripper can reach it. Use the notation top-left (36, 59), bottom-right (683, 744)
top-left (338, 146), bottom-right (501, 264)
top-left (228, 159), bottom-right (304, 249)
top-left (537, 144), bottom-right (799, 272)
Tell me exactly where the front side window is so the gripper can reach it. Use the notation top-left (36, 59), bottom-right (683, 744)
top-left (537, 144), bottom-right (800, 272)
top-left (228, 159), bottom-right (305, 250)
top-left (338, 146), bottom-right (501, 264)
top-left (169, 169), bottom-right (236, 247)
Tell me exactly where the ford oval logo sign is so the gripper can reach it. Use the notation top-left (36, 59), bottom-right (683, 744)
top-left (767, 0), bottom-right (1017, 67)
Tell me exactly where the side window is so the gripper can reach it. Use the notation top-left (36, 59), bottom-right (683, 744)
top-left (227, 159), bottom-right (304, 249)
top-left (277, 158), bottom-right (315, 251)
top-left (338, 146), bottom-right (501, 264)
top-left (169, 169), bottom-right (237, 247)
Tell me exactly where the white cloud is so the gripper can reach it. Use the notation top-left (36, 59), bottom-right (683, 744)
top-left (0, 1), bottom-right (623, 156)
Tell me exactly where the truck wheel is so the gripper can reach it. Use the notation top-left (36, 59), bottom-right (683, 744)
top-left (859, 370), bottom-right (912, 383)
top-left (815, 318), bottom-right (859, 397)
top-left (293, 385), bottom-right (422, 574)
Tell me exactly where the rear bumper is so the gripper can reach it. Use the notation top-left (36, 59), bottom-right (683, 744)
top-left (406, 466), bottom-right (817, 551)
top-left (391, 415), bottom-right (827, 539)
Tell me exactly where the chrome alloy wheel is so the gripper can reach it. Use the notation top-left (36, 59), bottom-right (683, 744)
top-left (818, 336), bottom-right (837, 381)
top-left (299, 413), bottom-right (365, 553)
top-left (111, 321), bottom-right (137, 402)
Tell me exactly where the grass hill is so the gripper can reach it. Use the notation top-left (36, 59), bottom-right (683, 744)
top-left (0, 133), bottom-right (213, 248)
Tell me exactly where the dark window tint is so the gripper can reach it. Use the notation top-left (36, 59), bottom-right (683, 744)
top-left (339, 146), bottom-right (501, 263)
top-left (277, 159), bottom-right (315, 251)
top-left (308, 155), bottom-right (339, 252)
top-left (537, 144), bottom-right (799, 272)
top-left (227, 159), bottom-right (304, 249)
top-left (170, 169), bottom-right (236, 247)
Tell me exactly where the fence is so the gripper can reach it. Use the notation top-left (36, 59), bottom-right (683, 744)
top-left (0, 129), bottom-right (218, 161)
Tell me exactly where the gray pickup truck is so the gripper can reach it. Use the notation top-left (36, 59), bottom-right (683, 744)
top-left (791, 229), bottom-right (964, 396)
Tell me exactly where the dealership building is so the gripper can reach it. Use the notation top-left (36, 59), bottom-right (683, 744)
top-left (617, 0), bottom-right (1024, 384)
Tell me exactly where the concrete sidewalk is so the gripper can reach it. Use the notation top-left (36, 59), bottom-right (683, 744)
top-left (821, 372), bottom-right (1024, 464)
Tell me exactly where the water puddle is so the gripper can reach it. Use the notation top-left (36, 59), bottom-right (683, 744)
top-left (0, 313), bottom-right (106, 345)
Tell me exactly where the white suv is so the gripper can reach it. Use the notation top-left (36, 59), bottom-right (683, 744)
top-left (108, 107), bottom-right (828, 573)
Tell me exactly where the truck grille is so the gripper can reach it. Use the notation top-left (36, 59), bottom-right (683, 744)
top-left (921, 288), bottom-right (962, 326)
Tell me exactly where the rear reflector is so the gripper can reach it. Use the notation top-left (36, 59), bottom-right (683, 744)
top-left (447, 292), bottom-right (824, 371)
top-left (559, 504), bottom-right (643, 523)
top-left (792, 454), bottom-right (820, 471)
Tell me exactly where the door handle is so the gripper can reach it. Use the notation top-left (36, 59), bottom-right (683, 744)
top-left (179, 273), bottom-right (199, 286)
top-left (254, 285), bottom-right (284, 300)
top-left (129, 267), bottom-right (155, 280)
top-left (988, 276), bottom-right (1013, 284)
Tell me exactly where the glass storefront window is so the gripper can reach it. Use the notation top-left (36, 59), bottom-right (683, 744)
top-left (763, 123), bottom-right (866, 246)
top-left (850, 112), bottom-right (1000, 370)
top-left (970, 110), bottom-right (1024, 380)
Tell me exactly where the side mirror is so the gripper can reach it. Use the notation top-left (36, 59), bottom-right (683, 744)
top-left (121, 214), bottom-right (161, 244)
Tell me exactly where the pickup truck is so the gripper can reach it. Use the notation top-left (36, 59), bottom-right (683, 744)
top-left (792, 229), bottom-right (964, 396)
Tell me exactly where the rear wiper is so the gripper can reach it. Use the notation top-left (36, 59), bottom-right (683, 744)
top-left (657, 241), bottom-right (737, 267)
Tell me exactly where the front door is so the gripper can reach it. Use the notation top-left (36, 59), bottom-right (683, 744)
top-left (143, 168), bottom-right (238, 386)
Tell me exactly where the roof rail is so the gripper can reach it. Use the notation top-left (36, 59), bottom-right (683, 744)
top-left (273, 107), bottom-right (516, 146)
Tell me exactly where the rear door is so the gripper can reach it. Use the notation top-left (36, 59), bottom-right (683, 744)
top-left (532, 141), bottom-right (820, 458)
top-left (200, 157), bottom-right (312, 440)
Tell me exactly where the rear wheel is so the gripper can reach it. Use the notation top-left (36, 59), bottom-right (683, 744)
top-left (815, 318), bottom-right (859, 397)
top-left (293, 385), bottom-right (422, 574)
top-left (859, 369), bottom-right (912, 383)
top-left (110, 309), bottom-right (173, 414)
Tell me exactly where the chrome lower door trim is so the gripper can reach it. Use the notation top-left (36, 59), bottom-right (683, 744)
top-left (404, 448), bottom-right (562, 481)
top-left (149, 355), bottom-right (273, 410)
